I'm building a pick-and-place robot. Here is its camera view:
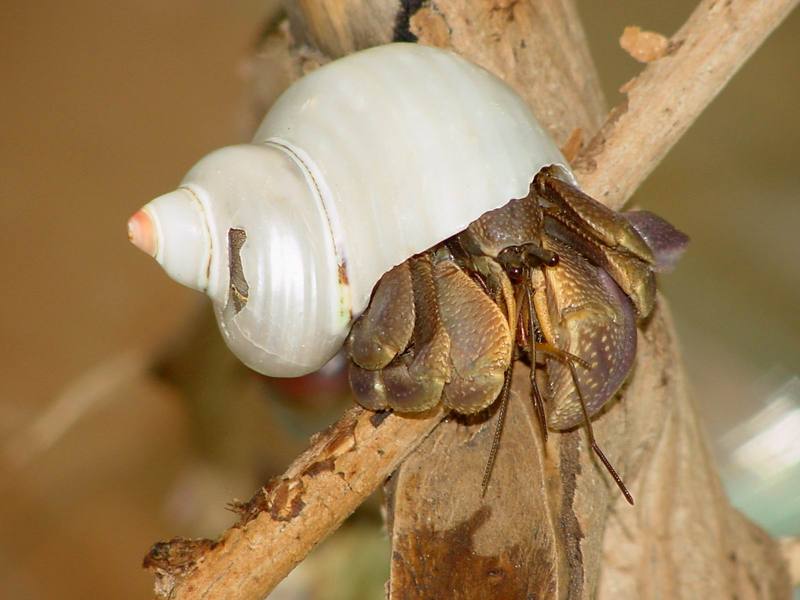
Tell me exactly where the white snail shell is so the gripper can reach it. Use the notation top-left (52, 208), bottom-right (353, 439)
top-left (129, 43), bottom-right (574, 377)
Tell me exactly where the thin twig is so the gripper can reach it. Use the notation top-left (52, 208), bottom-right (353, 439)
top-left (145, 406), bottom-right (443, 599)
top-left (574, 0), bottom-right (799, 209)
top-left (3, 351), bottom-right (147, 468)
top-left (144, 0), bottom-right (797, 597)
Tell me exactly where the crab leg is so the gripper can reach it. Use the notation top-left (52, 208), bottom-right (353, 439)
top-left (349, 256), bottom-right (451, 412)
top-left (435, 260), bottom-right (513, 414)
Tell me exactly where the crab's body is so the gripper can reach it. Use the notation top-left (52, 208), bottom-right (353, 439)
top-left (348, 170), bottom-right (687, 431)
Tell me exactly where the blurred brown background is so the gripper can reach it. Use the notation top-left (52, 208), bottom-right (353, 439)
top-left (1, 1), bottom-right (798, 598)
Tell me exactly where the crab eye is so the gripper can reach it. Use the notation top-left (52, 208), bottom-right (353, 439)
top-left (507, 265), bottom-right (524, 282)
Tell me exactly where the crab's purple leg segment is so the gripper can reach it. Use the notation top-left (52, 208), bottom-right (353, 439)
top-left (349, 262), bottom-right (415, 371)
top-left (378, 256), bottom-right (452, 412)
top-left (623, 210), bottom-right (690, 273)
top-left (349, 256), bottom-right (452, 413)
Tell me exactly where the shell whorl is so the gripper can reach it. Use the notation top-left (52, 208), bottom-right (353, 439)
top-left (130, 43), bottom-right (574, 377)
top-left (254, 44), bottom-right (572, 320)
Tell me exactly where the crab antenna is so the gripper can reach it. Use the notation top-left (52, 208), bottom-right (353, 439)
top-left (567, 360), bottom-right (635, 505)
top-left (525, 275), bottom-right (549, 443)
top-left (481, 361), bottom-right (515, 497)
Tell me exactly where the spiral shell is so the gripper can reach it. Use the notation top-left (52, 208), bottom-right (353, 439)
top-left (128, 43), bottom-right (574, 377)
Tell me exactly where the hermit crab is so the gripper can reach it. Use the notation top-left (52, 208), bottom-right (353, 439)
top-left (349, 171), bottom-right (687, 499)
top-left (128, 43), bottom-right (687, 500)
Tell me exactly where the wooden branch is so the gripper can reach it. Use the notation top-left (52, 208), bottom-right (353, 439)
top-left (144, 406), bottom-right (443, 599)
top-left (574, 0), bottom-right (800, 209)
top-left (144, 1), bottom-right (796, 598)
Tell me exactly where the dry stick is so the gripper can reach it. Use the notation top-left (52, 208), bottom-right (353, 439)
top-left (144, 0), bottom-right (797, 598)
top-left (574, 0), bottom-right (799, 209)
top-left (145, 406), bottom-right (444, 599)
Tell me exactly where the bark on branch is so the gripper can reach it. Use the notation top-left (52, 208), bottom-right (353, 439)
top-left (144, 1), bottom-right (796, 598)
top-left (574, 0), bottom-right (799, 209)
top-left (144, 406), bottom-right (443, 599)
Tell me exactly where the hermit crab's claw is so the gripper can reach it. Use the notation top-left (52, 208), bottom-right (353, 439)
top-left (127, 189), bottom-right (212, 292)
top-left (537, 236), bottom-right (638, 431)
top-left (623, 210), bottom-right (690, 273)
